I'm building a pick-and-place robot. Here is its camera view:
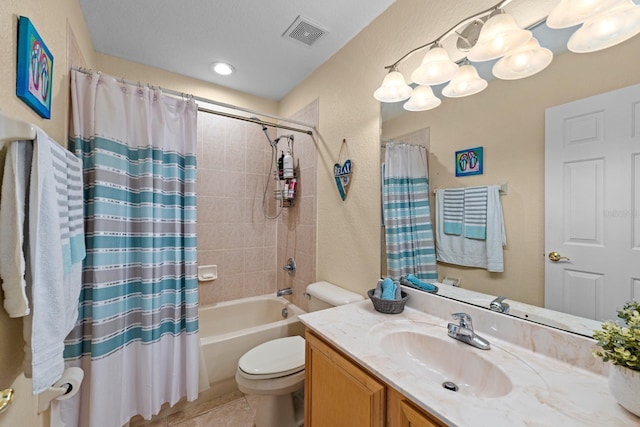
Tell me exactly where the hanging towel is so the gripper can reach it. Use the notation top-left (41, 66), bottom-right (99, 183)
top-left (435, 186), bottom-right (506, 272)
top-left (463, 186), bottom-right (488, 240)
top-left (443, 188), bottom-right (464, 235)
top-left (0, 141), bottom-right (33, 317)
top-left (25, 129), bottom-right (85, 394)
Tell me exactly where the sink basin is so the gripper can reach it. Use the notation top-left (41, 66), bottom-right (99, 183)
top-left (381, 330), bottom-right (513, 398)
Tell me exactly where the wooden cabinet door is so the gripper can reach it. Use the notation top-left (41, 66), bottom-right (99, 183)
top-left (305, 330), bottom-right (385, 427)
top-left (387, 388), bottom-right (445, 427)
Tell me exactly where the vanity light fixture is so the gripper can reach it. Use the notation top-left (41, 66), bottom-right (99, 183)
top-left (442, 62), bottom-right (488, 98)
top-left (566, 0), bottom-right (640, 53)
top-left (210, 61), bottom-right (235, 76)
top-left (466, 9), bottom-right (532, 62)
top-left (403, 85), bottom-right (442, 111)
top-left (373, 66), bottom-right (413, 103)
top-left (546, 0), bottom-right (622, 29)
top-left (492, 37), bottom-right (553, 80)
top-left (374, 0), bottom-right (640, 111)
top-left (411, 43), bottom-right (459, 86)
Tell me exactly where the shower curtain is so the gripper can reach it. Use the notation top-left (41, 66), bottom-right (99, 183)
top-left (63, 70), bottom-right (200, 427)
top-left (383, 143), bottom-right (437, 281)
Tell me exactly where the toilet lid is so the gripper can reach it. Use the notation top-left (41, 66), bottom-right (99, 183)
top-left (238, 336), bottom-right (305, 379)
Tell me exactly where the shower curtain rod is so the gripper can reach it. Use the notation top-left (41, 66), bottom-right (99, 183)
top-left (71, 67), bottom-right (315, 135)
top-left (380, 139), bottom-right (427, 148)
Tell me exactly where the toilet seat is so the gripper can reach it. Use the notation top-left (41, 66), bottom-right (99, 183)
top-left (238, 336), bottom-right (305, 380)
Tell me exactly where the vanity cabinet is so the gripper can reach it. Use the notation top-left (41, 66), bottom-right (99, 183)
top-left (305, 330), bottom-right (385, 427)
top-left (387, 388), bottom-right (445, 427)
top-left (305, 329), bottom-right (445, 427)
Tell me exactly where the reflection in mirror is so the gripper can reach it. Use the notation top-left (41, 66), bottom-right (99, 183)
top-left (380, 20), bottom-right (640, 337)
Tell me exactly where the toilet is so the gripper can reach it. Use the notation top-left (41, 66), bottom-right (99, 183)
top-left (235, 281), bottom-right (364, 427)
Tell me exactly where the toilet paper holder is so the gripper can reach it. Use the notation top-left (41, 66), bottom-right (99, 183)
top-left (38, 383), bottom-right (72, 413)
top-left (37, 367), bottom-right (85, 413)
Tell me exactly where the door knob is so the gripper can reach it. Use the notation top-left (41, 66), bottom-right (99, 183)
top-left (548, 251), bottom-right (570, 262)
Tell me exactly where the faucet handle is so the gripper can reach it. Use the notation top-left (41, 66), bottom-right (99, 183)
top-left (451, 312), bottom-right (473, 329)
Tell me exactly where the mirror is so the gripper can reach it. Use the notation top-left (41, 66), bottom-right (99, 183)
top-left (380, 21), bottom-right (640, 337)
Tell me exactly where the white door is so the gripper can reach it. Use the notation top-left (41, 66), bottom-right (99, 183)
top-left (545, 83), bottom-right (640, 322)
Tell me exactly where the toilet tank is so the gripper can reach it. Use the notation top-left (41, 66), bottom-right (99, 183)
top-left (305, 281), bottom-right (364, 312)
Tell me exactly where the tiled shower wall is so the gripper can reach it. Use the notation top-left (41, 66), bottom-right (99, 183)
top-left (196, 100), bottom-right (318, 306)
top-left (277, 100), bottom-right (318, 311)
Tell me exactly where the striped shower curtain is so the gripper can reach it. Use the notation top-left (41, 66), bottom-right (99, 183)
top-left (383, 143), bottom-right (437, 281)
top-left (63, 70), bottom-right (200, 427)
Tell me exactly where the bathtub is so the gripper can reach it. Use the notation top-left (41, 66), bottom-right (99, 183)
top-left (199, 294), bottom-right (306, 396)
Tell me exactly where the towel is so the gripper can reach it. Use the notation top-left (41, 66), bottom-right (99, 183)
top-left (26, 129), bottom-right (85, 394)
top-left (381, 278), bottom-right (397, 300)
top-left (400, 274), bottom-right (438, 293)
top-left (0, 141), bottom-right (33, 317)
top-left (373, 279), bottom-right (383, 298)
top-left (463, 186), bottom-right (488, 239)
top-left (443, 188), bottom-right (464, 235)
top-left (436, 185), bottom-right (506, 272)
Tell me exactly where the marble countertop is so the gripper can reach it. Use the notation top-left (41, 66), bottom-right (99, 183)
top-left (299, 293), bottom-right (640, 427)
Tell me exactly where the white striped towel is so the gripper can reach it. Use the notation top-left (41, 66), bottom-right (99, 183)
top-left (464, 186), bottom-right (488, 239)
top-left (443, 188), bottom-right (464, 235)
top-left (26, 129), bottom-right (85, 394)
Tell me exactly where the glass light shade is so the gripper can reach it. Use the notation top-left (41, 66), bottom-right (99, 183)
top-left (492, 38), bottom-right (553, 80)
top-left (403, 86), bottom-right (442, 111)
top-left (410, 45), bottom-right (459, 86)
top-left (567, 1), bottom-right (640, 52)
top-left (442, 64), bottom-right (488, 98)
top-left (467, 12), bottom-right (532, 62)
top-left (373, 70), bottom-right (413, 103)
top-left (547, 0), bottom-right (621, 29)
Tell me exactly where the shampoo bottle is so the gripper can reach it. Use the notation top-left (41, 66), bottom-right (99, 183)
top-left (277, 151), bottom-right (284, 180)
top-left (283, 149), bottom-right (294, 179)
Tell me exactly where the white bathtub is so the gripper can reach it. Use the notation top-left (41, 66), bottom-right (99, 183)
top-left (199, 294), bottom-right (306, 396)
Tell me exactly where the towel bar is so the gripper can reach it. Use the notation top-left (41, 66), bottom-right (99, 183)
top-left (433, 182), bottom-right (508, 195)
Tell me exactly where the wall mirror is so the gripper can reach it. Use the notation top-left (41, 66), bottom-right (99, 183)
top-left (380, 18), bottom-right (640, 338)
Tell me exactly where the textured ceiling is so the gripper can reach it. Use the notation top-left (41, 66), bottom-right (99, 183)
top-left (79, 0), bottom-right (396, 100)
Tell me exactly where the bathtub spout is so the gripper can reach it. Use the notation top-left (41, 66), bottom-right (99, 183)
top-left (276, 288), bottom-right (293, 297)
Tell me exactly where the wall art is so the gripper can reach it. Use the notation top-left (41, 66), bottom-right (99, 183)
top-left (16, 16), bottom-right (54, 119)
top-left (455, 146), bottom-right (483, 177)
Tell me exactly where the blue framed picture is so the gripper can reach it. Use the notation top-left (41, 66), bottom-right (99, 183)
top-left (16, 17), bottom-right (54, 119)
top-left (455, 146), bottom-right (483, 177)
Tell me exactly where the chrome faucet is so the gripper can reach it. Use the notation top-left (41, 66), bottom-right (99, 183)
top-left (447, 313), bottom-right (491, 350)
top-left (276, 287), bottom-right (293, 297)
top-left (489, 296), bottom-right (510, 314)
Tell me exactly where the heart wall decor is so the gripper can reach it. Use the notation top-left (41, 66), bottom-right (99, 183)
top-left (334, 139), bottom-right (353, 201)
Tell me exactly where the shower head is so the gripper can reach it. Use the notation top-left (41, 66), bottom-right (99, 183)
top-left (253, 117), bottom-right (277, 147)
top-left (251, 116), bottom-right (268, 132)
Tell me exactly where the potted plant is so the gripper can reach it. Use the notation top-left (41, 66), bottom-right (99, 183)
top-left (593, 301), bottom-right (640, 417)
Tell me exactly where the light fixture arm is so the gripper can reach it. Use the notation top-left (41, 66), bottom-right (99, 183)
top-left (383, 0), bottom-right (513, 70)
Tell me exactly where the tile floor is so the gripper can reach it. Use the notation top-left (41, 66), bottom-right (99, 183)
top-left (129, 390), bottom-right (258, 427)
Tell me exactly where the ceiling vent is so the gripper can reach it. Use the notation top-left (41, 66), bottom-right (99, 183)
top-left (282, 16), bottom-right (328, 47)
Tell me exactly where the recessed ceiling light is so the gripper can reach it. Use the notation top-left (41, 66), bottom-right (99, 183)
top-left (210, 62), bottom-right (235, 76)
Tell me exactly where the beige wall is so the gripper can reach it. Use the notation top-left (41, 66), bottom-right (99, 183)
top-left (382, 36), bottom-right (640, 306)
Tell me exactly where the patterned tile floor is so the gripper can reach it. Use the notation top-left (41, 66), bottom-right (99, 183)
top-left (130, 391), bottom-right (258, 427)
